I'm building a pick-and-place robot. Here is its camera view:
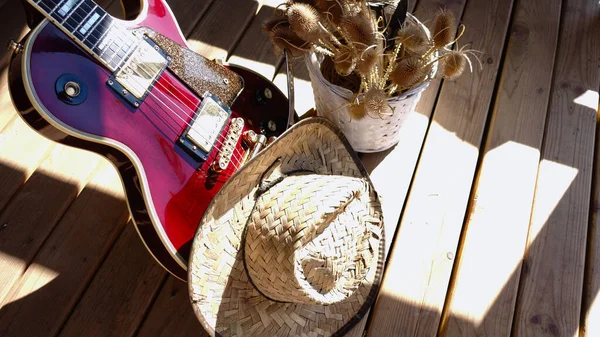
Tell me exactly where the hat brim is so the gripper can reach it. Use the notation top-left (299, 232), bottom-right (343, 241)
top-left (188, 117), bottom-right (385, 337)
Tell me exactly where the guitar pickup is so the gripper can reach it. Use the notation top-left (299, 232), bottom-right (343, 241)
top-left (107, 35), bottom-right (170, 108)
top-left (178, 92), bottom-right (232, 161)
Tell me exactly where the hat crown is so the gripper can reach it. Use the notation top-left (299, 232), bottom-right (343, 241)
top-left (243, 173), bottom-right (380, 305)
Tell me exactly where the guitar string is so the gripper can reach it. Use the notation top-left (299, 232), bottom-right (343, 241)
top-left (41, 0), bottom-right (251, 170)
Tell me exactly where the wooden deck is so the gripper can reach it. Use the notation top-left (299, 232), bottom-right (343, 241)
top-left (0, 0), bottom-right (598, 336)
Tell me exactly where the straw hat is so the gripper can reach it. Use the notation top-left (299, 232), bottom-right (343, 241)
top-left (188, 117), bottom-right (384, 337)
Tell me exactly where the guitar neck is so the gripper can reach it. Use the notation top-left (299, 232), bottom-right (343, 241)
top-left (26, 0), bottom-right (140, 71)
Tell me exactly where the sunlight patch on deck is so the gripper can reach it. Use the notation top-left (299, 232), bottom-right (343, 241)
top-left (227, 55), bottom-right (278, 81)
top-left (573, 90), bottom-right (599, 112)
top-left (529, 160), bottom-right (578, 234)
top-left (587, 292), bottom-right (600, 337)
top-left (376, 120), bottom-right (480, 327)
top-left (447, 140), bottom-right (542, 327)
top-left (0, 252), bottom-right (25, 305)
top-left (0, 253), bottom-right (59, 307)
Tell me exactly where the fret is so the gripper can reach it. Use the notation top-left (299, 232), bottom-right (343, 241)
top-left (72, 5), bottom-right (103, 40)
top-left (84, 19), bottom-right (109, 50)
top-left (63, 0), bottom-right (93, 35)
top-left (60, 0), bottom-right (85, 25)
top-left (82, 11), bottom-right (106, 44)
top-left (49, 0), bottom-right (72, 22)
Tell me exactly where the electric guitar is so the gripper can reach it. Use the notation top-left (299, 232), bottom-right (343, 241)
top-left (6, 0), bottom-right (292, 281)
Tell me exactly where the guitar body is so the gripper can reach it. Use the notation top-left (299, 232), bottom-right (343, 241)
top-left (8, 0), bottom-right (290, 281)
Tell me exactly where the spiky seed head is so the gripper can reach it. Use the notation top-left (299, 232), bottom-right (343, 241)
top-left (333, 45), bottom-right (356, 76)
top-left (340, 11), bottom-right (375, 46)
top-left (286, 3), bottom-right (322, 43)
top-left (355, 46), bottom-right (378, 76)
top-left (314, 0), bottom-right (344, 25)
top-left (440, 50), bottom-right (467, 80)
top-left (431, 8), bottom-right (457, 48)
top-left (348, 101), bottom-right (366, 119)
top-left (396, 24), bottom-right (430, 55)
top-left (269, 24), bottom-right (309, 55)
top-left (363, 88), bottom-right (392, 117)
top-left (390, 56), bottom-right (430, 88)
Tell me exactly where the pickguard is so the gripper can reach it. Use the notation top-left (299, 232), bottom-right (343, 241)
top-left (130, 27), bottom-right (244, 107)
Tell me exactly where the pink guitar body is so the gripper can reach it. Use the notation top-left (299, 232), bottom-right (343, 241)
top-left (8, 0), bottom-right (290, 280)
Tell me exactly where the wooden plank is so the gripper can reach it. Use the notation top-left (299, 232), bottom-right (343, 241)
top-left (137, 276), bottom-right (208, 337)
top-left (585, 97), bottom-right (600, 337)
top-left (440, 0), bottom-right (563, 335)
top-left (160, 0), bottom-right (215, 37)
top-left (513, 0), bottom-right (600, 335)
top-left (227, 0), bottom-right (284, 80)
top-left (0, 162), bottom-right (129, 337)
top-left (0, 118), bottom-right (55, 213)
top-left (186, 0), bottom-right (260, 61)
top-left (57, 223), bottom-right (167, 337)
top-left (0, 145), bottom-right (101, 305)
top-left (365, 0), bottom-right (514, 335)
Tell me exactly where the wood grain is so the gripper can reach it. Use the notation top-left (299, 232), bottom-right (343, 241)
top-left (0, 146), bottom-right (101, 305)
top-left (0, 163), bottom-right (129, 337)
top-left (440, 0), bottom-right (563, 335)
top-left (137, 276), bottom-right (207, 337)
top-left (227, 0), bottom-right (284, 80)
top-left (158, 0), bottom-right (214, 37)
top-left (57, 223), bottom-right (167, 337)
top-left (585, 100), bottom-right (600, 337)
top-left (365, 0), bottom-right (514, 335)
top-left (186, 0), bottom-right (260, 61)
top-left (513, 0), bottom-right (600, 335)
top-left (0, 118), bottom-right (55, 213)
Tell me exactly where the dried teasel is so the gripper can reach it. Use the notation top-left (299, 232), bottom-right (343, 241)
top-left (439, 45), bottom-right (481, 79)
top-left (363, 88), bottom-right (393, 117)
top-left (339, 10), bottom-right (376, 47)
top-left (431, 8), bottom-right (457, 49)
top-left (389, 56), bottom-right (431, 89)
top-left (286, 3), bottom-right (323, 43)
top-left (440, 50), bottom-right (467, 79)
top-left (333, 45), bottom-right (356, 76)
top-left (355, 46), bottom-right (378, 76)
top-left (269, 24), bottom-right (310, 56)
top-left (395, 24), bottom-right (430, 55)
top-left (348, 101), bottom-right (366, 119)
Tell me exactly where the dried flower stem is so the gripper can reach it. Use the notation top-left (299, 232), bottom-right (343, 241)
top-left (380, 41), bottom-right (404, 89)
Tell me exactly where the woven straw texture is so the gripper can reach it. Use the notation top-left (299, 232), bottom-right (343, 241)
top-left (305, 14), bottom-right (436, 153)
top-left (188, 117), bottom-right (384, 337)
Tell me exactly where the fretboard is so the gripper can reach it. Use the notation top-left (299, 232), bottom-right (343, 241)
top-left (28, 0), bottom-right (140, 71)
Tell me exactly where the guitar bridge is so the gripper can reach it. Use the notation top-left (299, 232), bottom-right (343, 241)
top-left (211, 117), bottom-right (244, 172)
